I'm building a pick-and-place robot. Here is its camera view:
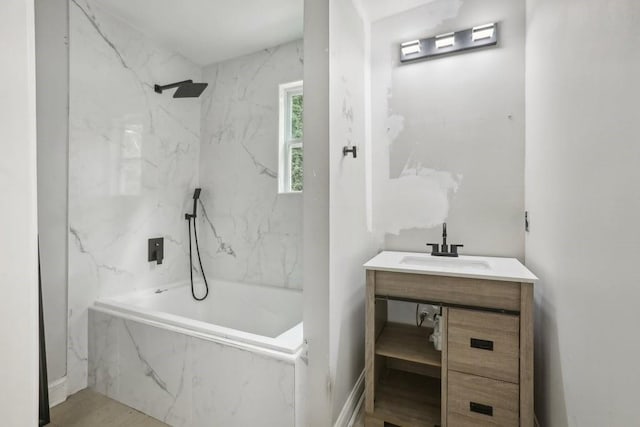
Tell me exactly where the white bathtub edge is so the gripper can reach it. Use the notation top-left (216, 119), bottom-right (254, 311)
top-left (90, 305), bottom-right (302, 364)
top-left (94, 296), bottom-right (302, 354)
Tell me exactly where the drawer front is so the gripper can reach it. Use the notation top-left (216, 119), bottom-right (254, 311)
top-left (448, 308), bottom-right (520, 383)
top-left (447, 370), bottom-right (519, 426)
top-left (375, 271), bottom-right (521, 312)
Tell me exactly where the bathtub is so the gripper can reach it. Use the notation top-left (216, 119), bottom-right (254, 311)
top-left (88, 279), bottom-right (303, 427)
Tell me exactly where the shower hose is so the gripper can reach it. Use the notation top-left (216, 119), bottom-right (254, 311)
top-left (187, 214), bottom-right (209, 301)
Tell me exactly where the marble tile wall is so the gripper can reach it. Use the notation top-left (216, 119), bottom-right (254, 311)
top-left (68, 0), bottom-right (201, 394)
top-left (88, 309), bottom-right (296, 427)
top-left (198, 40), bottom-right (304, 290)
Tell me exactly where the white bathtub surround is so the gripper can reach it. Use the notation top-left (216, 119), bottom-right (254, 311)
top-left (89, 280), bottom-right (302, 426)
top-left (199, 40), bottom-right (304, 290)
top-left (68, 0), bottom-right (202, 394)
top-left (90, 314), bottom-right (296, 426)
top-left (90, 313), bottom-right (193, 426)
top-left (95, 279), bottom-right (302, 353)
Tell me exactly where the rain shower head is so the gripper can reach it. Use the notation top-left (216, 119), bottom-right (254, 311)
top-left (174, 82), bottom-right (208, 98)
top-left (154, 80), bottom-right (208, 98)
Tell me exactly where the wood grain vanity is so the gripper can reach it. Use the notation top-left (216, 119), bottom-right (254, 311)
top-left (363, 252), bottom-right (537, 427)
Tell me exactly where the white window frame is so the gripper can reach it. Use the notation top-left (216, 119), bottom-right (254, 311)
top-left (278, 80), bottom-right (303, 193)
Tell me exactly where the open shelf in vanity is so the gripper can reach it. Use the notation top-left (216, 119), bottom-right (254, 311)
top-left (368, 297), bottom-right (444, 427)
top-left (375, 323), bottom-right (442, 425)
top-left (374, 366), bottom-right (441, 426)
top-left (376, 323), bottom-right (441, 367)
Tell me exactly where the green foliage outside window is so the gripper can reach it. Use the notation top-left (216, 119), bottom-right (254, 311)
top-left (291, 94), bottom-right (303, 140)
top-left (290, 93), bottom-right (303, 191)
top-left (291, 147), bottom-right (303, 191)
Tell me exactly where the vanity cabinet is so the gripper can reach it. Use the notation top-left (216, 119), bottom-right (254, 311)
top-left (364, 252), bottom-right (536, 427)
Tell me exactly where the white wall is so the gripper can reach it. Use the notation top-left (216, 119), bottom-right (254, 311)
top-left (0, 0), bottom-right (40, 424)
top-left (35, 0), bottom-right (69, 386)
top-left (67, 0), bottom-right (202, 394)
top-left (303, 0), bottom-right (379, 424)
top-left (302, 0), bottom-right (332, 423)
top-left (525, 1), bottom-right (640, 425)
top-left (199, 40), bottom-right (304, 290)
top-left (329, 0), bottom-right (379, 422)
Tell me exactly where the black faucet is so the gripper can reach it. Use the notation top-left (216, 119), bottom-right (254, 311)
top-left (427, 223), bottom-right (463, 257)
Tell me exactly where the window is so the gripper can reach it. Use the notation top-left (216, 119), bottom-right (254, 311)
top-left (278, 81), bottom-right (303, 193)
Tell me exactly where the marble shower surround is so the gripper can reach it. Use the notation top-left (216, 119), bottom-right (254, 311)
top-left (199, 40), bottom-right (304, 290)
top-left (68, 0), bottom-right (201, 394)
top-left (88, 309), bottom-right (296, 427)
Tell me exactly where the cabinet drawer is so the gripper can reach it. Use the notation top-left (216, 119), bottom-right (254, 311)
top-left (448, 308), bottom-right (519, 383)
top-left (374, 271), bottom-right (521, 312)
top-left (447, 370), bottom-right (519, 426)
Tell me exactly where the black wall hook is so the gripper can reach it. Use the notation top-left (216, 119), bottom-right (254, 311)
top-left (343, 146), bottom-right (357, 158)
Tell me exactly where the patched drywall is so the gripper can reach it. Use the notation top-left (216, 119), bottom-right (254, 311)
top-left (371, 0), bottom-right (525, 259)
top-left (378, 165), bottom-right (462, 235)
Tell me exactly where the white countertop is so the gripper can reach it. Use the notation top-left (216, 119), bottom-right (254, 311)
top-left (364, 251), bottom-right (538, 283)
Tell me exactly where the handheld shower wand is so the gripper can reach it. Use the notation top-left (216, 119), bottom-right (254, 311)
top-left (186, 188), bottom-right (209, 301)
top-left (186, 188), bottom-right (202, 220)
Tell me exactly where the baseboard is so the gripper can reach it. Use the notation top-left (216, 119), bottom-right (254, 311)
top-left (347, 391), bottom-right (364, 427)
top-left (334, 370), bottom-right (365, 427)
top-left (48, 376), bottom-right (68, 408)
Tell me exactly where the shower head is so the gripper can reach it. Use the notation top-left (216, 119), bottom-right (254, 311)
top-left (174, 83), bottom-right (208, 98)
top-left (154, 80), bottom-right (208, 98)
top-left (193, 188), bottom-right (201, 199)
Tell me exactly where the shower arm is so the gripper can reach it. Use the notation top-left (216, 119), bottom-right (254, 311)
top-left (154, 80), bottom-right (194, 94)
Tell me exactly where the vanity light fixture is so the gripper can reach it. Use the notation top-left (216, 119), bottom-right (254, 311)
top-left (435, 32), bottom-right (455, 49)
top-left (401, 40), bottom-right (421, 56)
top-left (400, 22), bottom-right (498, 63)
top-left (472, 23), bottom-right (496, 41)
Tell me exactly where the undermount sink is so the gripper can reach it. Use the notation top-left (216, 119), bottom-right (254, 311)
top-left (399, 255), bottom-right (491, 270)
